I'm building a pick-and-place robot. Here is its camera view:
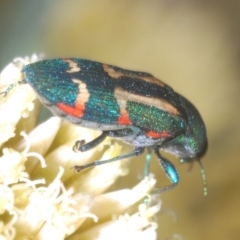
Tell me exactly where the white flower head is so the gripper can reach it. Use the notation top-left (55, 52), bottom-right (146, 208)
top-left (0, 56), bottom-right (162, 240)
top-left (0, 55), bottom-right (39, 145)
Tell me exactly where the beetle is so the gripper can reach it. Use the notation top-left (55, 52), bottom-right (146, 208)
top-left (22, 58), bottom-right (208, 194)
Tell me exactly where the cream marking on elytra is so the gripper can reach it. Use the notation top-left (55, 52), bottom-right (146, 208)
top-left (63, 59), bottom-right (81, 73)
top-left (114, 87), bottom-right (180, 116)
top-left (72, 78), bottom-right (90, 106)
top-left (103, 64), bottom-right (165, 87)
top-left (113, 88), bottom-right (131, 124)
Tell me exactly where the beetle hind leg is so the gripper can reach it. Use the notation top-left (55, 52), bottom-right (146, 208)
top-left (73, 147), bottom-right (144, 172)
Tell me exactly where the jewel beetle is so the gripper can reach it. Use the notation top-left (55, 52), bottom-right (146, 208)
top-left (22, 58), bottom-right (208, 195)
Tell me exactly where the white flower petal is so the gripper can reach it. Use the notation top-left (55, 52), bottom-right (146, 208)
top-left (0, 185), bottom-right (14, 214)
top-left (0, 148), bottom-right (28, 185)
top-left (69, 203), bottom-right (159, 240)
top-left (0, 55), bottom-right (40, 145)
top-left (14, 168), bottom-right (95, 239)
top-left (18, 117), bottom-right (62, 157)
top-left (89, 175), bottom-right (157, 219)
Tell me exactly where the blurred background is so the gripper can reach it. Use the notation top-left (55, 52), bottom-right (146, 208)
top-left (0, 0), bottom-right (239, 239)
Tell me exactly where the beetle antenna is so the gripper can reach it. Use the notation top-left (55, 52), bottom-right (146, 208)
top-left (197, 159), bottom-right (208, 196)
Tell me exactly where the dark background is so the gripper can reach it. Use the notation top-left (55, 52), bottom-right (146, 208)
top-left (1, 1), bottom-right (240, 239)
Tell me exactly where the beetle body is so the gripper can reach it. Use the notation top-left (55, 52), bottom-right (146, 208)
top-left (23, 58), bottom-right (207, 193)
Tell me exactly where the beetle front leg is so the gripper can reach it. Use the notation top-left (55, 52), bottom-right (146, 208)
top-left (73, 128), bottom-right (134, 153)
top-left (152, 148), bottom-right (179, 194)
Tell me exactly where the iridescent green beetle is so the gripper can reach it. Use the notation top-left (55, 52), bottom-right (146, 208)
top-left (23, 58), bottom-right (208, 194)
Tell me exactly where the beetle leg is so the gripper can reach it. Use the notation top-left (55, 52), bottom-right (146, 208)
top-left (152, 148), bottom-right (179, 194)
top-left (73, 131), bottom-right (109, 152)
top-left (73, 147), bottom-right (144, 172)
top-left (73, 128), bottom-right (134, 153)
top-left (144, 148), bottom-right (152, 177)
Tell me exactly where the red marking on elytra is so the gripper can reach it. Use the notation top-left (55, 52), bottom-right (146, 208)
top-left (146, 130), bottom-right (171, 139)
top-left (118, 111), bottom-right (132, 125)
top-left (57, 102), bottom-right (84, 118)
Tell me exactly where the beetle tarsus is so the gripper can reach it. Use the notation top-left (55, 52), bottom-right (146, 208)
top-left (74, 132), bottom-right (109, 152)
top-left (73, 140), bottom-right (86, 152)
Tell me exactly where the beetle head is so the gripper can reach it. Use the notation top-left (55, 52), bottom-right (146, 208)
top-left (161, 94), bottom-right (208, 195)
top-left (162, 94), bottom-right (207, 160)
